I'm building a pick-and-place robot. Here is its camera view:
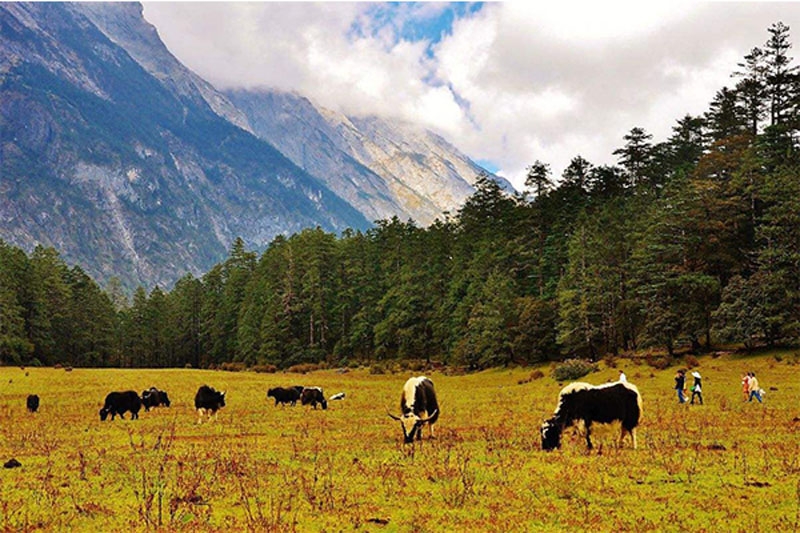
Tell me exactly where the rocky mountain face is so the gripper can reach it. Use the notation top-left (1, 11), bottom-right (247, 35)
top-left (1, 2), bottom-right (506, 289)
top-left (1, 2), bottom-right (367, 288)
top-left (226, 90), bottom-right (514, 226)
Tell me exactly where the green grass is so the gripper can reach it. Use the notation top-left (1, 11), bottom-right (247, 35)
top-left (1, 353), bottom-right (800, 531)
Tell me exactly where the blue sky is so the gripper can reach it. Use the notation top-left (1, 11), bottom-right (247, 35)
top-left (349, 2), bottom-right (484, 55)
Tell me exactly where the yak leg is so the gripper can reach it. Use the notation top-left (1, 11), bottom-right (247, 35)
top-left (197, 408), bottom-right (205, 424)
top-left (429, 422), bottom-right (435, 439)
top-left (631, 428), bottom-right (638, 449)
top-left (619, 426), bottom-right (627, 447)
top-left (584, 420), bottom-right (593, 449)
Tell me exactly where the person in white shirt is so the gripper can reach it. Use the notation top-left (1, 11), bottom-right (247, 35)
top-left (690, 371), bottom-right (703, 405)
top-left (619, 370), bottom-right (627, 383)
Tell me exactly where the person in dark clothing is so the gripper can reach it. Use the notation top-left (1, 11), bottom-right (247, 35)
top-left (675, 370), bottom-right (687, 403)
top-left (690, 371), bottom-right (703, 405)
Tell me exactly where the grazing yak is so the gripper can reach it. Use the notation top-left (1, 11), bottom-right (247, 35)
top-left (195, 385), bottom-right (226, 423)
top-left (99, 391), bottom-right (142, 421)
top-left (141, 387), bottom-right (171, 411)
top-left (541, 381), bottom-right (642, 451)
top-left (388, 376), bottom-right (439, 443)
top-left (300, 387), bottom-right (328, 410)
top-left (26, 394), bottom-right (39, 413)
top-left (267, 386), bottom-right (303, 406)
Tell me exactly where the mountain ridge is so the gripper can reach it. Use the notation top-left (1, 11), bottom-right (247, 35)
top-left (1, 2), bottom-right (508, 289)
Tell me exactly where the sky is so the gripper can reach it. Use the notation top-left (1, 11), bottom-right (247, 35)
top-left (142, 2), bottom-right (800, 191)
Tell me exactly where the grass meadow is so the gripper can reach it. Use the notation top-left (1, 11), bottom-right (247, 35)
top-left (1, 352), bottom-right (800, 532)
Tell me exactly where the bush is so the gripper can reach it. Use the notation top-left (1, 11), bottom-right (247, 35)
top-left (251, 364), bottom-right (277, 374)
top-left (370, 363), bottom-right (387, 375)
top-left (646, 354), bottom-right (673, 370)
top-left (220, 362), bottom-right (247, 372)
top-left (184, 363), bottom-right (192, 369)
top-left (287, 363), bottom-right (323, 374)
top-left (518, 369), bottom-right (545, 384)
top-left (685, 355), bottom-right (700, 368)
top-left (552, 359), bottom-right (598, 382)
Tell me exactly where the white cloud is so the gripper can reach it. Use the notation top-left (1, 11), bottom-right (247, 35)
top-left (143, 2), bottom-right (800, 190)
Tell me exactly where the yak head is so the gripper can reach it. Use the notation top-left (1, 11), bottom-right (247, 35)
top-left (99, 407), bottom-right (110, 421)
top-left (541, 417), bottom-right (563, 451)
top-left (388, 410), bottom-right (437, 444)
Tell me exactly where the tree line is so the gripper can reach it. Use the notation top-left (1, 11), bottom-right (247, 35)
top-left (1, 23), bottom-right (798, 369)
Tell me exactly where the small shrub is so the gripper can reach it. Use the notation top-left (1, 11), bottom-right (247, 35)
top-left (54, 363), bottom-right (63, 369)
top-left (646, 354), bottom-right (673, 370)
top-left (603, 355), bottom-right (618, 368)
top-left (685, 355), bottom-right (700, 368)
top-left (220, 362), bottom-right (247, 372)
top-left (251, 364), bottom-right (277, 374)
top-left (518, 369), bottom-right (545, 385)
top-left (184, 363), bottom-right (192, 369)
top-left (369, 363), bottom-right (387, 375)
top-left (287, 363), bottom-right (322, 374)
top-left (442, 366), bottom-right (467, 376)
top-left (552, 359), bottom-right (598, 382)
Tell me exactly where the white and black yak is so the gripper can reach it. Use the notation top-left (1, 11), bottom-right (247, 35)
top-left (541, 381), bottom-right (642, 451)
top-left (388, 376), bottom-right (439, 443)
top-left (300, 387), bottom-right (328, 410)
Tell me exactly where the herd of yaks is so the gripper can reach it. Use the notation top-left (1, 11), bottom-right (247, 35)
top-left (20, 375), bottom-right (644, 449)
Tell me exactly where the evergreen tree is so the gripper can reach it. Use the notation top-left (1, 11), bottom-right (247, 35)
top-left (706, 87), bottom-right (748, 142)
top-left (733, 47), bottom-right (768, 135)
top-left (613, 127), bottom-right (654, 189)
top-left (763, 22), bottom-right (796, 128)
top-left (525, 160), bottom-right (554, 199)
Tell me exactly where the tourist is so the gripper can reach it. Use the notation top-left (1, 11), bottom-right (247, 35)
top-left (690, 371), bottom-right (703, 405)
top-left (748, 372), bottom-right (763, 403)
top-left (675, 369), bottom-right (687, 403)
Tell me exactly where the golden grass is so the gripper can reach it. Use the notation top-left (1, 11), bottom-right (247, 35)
top-left (1, 353), bottom-right (800, 531)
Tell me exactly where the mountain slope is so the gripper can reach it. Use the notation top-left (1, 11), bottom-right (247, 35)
top-left (0, 2), bottom-right (368, 288)
top-left (226, 89), bottom-right (514, 226)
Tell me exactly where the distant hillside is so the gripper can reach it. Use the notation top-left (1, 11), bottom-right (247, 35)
top-left (0, 2), bottom-right (368, 289)
top-left (227, 89), bottom-right (514, 226)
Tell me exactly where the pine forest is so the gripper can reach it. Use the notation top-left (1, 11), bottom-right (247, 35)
top-left (1, 23), bottom-right (799, 371)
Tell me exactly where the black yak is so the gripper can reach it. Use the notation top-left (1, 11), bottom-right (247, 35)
top-left (195, 385), bottom-right (226, 423)
top-left (26, 394), bottom-right (39, 413)
top-left (267, 386), bottom-right (303, 406)
top-left (541, 381), bottom-right (642, 450)
top-left (100, 391), bottom-right (142, 421)
top-left (141, 388), bottom-right (171, 411)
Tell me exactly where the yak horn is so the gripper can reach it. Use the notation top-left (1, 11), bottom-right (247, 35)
top-left (422, 409), bottom-right (438, 422)
top-left (387, 411), bottom-right (402, 421)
